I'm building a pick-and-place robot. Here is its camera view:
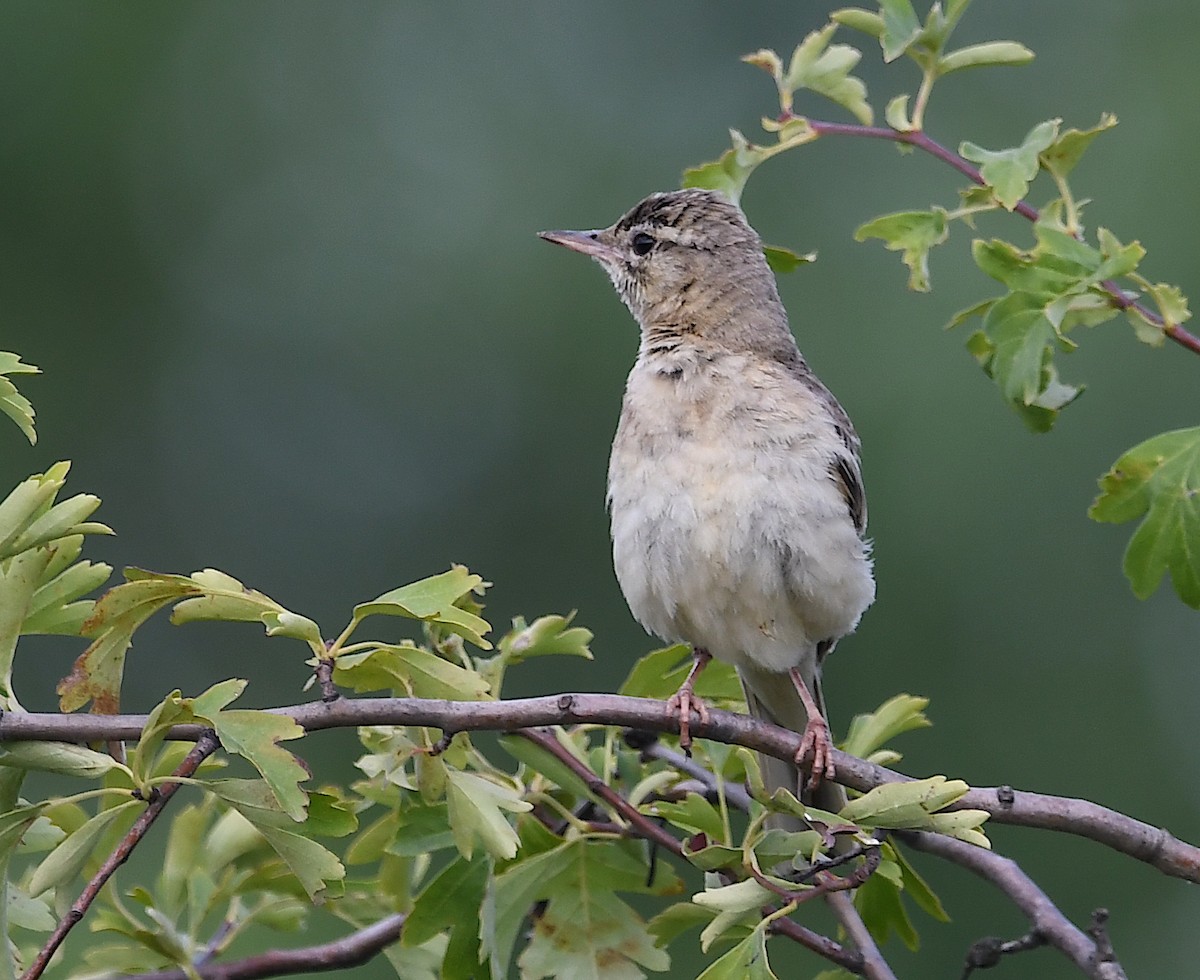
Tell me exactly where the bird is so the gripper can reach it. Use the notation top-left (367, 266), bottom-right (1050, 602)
top-left (539, 188), bottom-right (874, 812)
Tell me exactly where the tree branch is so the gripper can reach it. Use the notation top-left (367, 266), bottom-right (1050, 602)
top-left (2, 694), bottom-right (1196, 881)
top-left (127, 913), bottom-right (407, 980)
top-left (898, 830), bottom-right (1128, 980)
top-left (22, 732), bottom-right (220, 980)
top-left (802, 117), bottom-right (1200, 357)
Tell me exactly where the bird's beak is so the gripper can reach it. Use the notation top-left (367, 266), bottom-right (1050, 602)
top-left (538, 228), bottom-right (619, 263)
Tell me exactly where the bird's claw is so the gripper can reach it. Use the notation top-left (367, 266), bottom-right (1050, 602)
top-left (794, 714), bottom-right (835, 791)
top-left (665, 688), bottom-right (710, 756)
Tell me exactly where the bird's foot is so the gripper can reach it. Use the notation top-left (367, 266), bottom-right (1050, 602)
top-left (666, 648), bottom-right (713, 755)
top-left (665, 686), bottom-right (710, 756)
top-left (794, 713), bottom-right (834, 792)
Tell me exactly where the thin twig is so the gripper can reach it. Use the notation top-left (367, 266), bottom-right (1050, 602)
top-left (520, 728), bottom-right (870, 973)
top-left (21, 732), bottom-right (220, 980)
top-left (126, 913), bottom-right (406, 979)
top-left (767, 908), bottom-right (867, 973)
top-left (517, 727), bottom-right (685, 857)
top-left (801, 117), bottom-right (1200, 357)
top-left (2, 694), bottom-right (1196, 880)
top-left (898, 830), bottom-right (1128, 980)
top-left (826, 890), bottom-right (897, 980)
top-left (633, 734), bottom-right (754, 810)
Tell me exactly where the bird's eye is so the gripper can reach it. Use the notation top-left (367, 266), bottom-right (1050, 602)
top-left (631, 231), bottom-right (655, 256)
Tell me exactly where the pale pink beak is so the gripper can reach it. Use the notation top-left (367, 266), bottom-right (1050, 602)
top-left (538, 228), bottom-right (619, 263)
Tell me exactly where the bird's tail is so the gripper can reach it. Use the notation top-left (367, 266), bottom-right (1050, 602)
top-left (738, 657), bottom-right (847, 826)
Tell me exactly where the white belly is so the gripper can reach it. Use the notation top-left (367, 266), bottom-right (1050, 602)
top-left (607, 354), bottom-right (874, 674)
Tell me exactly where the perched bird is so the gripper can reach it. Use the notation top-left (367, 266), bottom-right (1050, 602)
top-left (539, 189), bottom-right (874, 810)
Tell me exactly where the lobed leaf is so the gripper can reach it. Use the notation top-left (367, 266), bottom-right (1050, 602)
top-left (854, 208), bottom-right (948, 291)
top-left (355, 566), bottom-right (492, 649)
top-left (498, 613), bottom-right (593, 665)
top-left (445, 769), bottom-right (530, 860)
top-left (1090, 427), bottom-right (1200, 607)
top-left (196, 709), bottom-right (309, 821)
top-left (1039, 113), bottom-right (1117, 180)
top-left (683, 130), bottom-right (774, 206)
top-left (695, 920), bottom-right (777, 979)
top-left (783, 25), bottom-right (872, 124)
top-left (0, 352), bottom-right (40, 445)
top-left (841, 694), bottom-right (931, 762)
top-left (960, 119), bottom-right (1058, 210)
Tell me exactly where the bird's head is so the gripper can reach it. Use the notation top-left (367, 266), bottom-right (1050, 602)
top-left (539, 189), bottom-right (782, 348)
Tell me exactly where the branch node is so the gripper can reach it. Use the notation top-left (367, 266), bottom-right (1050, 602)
top-left (960, 929), bottom-right (1047, 977)
top-left (996, 785), bottom-right (1016, 808)
top-left (1088, 907), bottom-right (1116, 962)
top-left (556, 693), bottom-right (577, 714)
top-left (314, 658), bottom-right (340, 703)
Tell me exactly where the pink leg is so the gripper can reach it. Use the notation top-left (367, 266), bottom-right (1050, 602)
top-left (665, 648), bottom-right (712, 754)
top-left (788, 666), bottom-right (834, 790)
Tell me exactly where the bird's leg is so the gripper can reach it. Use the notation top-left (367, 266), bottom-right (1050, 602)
top-left (788, 666), bottom-right (834, 790)
top-left (665, 647), bottom-right (712, 754)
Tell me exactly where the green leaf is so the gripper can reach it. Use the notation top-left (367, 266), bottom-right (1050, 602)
top-left (696, 920), bottom-right (777, 980)
top-left (618, 645), bottom-right (742, 704)
top-left (196, 709), bottom-right (309, 821)
top-left (884, 94), bottom-right (912, 132)
top-left (514, 840), bottom-right (672, 980)
top-left (171, 568), bottom-right (320, 646)
top-left (21, 547), bottom-right (111, 636)
top-left (498, 613), bottom-right (593, 665)
top-left (841, 694), bottom-right (931, 763)
top-left (648, 792), bottom-right (726, 841)
top-left (1039, 113), bottom-right (1117, 180)
top-left (960, 119), bottom-right (1059, 210)
top-left (1128, 273), bottom-right (1191, 344)
top-left (981, 292), bottom-right (1058, 404)
top-left (855, 869), bottom-right (919, 951)
top-left (389, 801), bottom-right (457, 858)
top-left (854, 209), bottom-right (948, 291)
top-left (878, 0), bottom-right (921, 62)
top-left (840, 777), bottom-right (990, 845)
top-left (355, 566), bottom-right (492, 650)
top-left (892, 842), bottom-right (949, 922)
top-left (445, 770), bottom-right (530, 861)
top-left (0, 742), bottom-right (128, 780)
top-left (683, 130), bottom-right (777, 206)
top-left (830, 8), bottom-right (885, 38)
top-left (253, 823), bottom-right (345, 902)
top-left (0, 352), bottom-right (40, 445)
top-left (335, 644), bottom-right (490, 700)
top-left (647, 902), bottom-right (715, 948)
top-left (781, 25), bottom-right (872, 124)
top-left (499, 732), bottom-right (593, 800)
top-left (403, 854), bottom-right (490, 957)
top-left (7, 885), bottom-right (55, 932)
top-left (938, 41), bottom-right (1034, 75)
top-left (1090, 427), bottom-right (1200, 607)
top-left (763, 244), bottom-right (817, 274)
top-left (58, 571), bottom-right (201, 713)
top-left (28, 799), bottom-right (141, 896)
top-left (131, 690), bottom-right (196, 785)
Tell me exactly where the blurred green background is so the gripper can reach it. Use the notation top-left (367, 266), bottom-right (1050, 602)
top-left (2, 1), bottom-right (1197, 976)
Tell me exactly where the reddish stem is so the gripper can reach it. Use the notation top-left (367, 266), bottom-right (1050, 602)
top-left (802, 117), bottom-right (1200, 357)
